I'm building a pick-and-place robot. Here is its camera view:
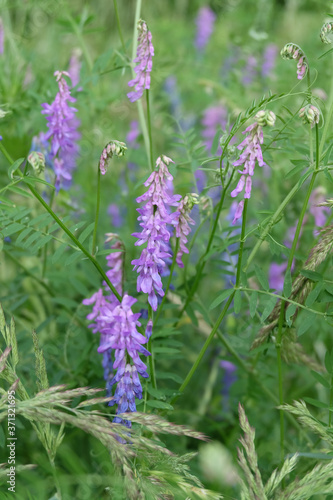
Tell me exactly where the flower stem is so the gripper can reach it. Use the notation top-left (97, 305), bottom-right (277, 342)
top-left (113, 0), bottom-right (126, 54)
top-left (146, 89), bottom-right (154, 170)
top-left (92, 166), bottom-right (101, 257)
top-left (275, 123), bottom-right (319, 467)
top-left (235, 198), bottom-right (248, 287)
top-left (131, 0), bottom-right (151, 170)
top-left (148, 304), bottom-right (157, 389)
top-left (154, 238), bottom-right (179, 327)
top-left (0, 143), bottom-right (121, 302)
top-left (178, 169), bottom-right (235, 318)
top-left (172, 196), bottom-right (248, 401)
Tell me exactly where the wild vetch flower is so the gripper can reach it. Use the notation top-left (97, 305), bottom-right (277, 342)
top-left (83, 239), bottom-right (150, 426)
top-left (41, 71), bottom-right (80, 189)
top-left (127, 20), bottom-right (154, 103)
top-left (68, 48), bottom-right (82, 89)
top-left (99, 140), bottom-right (127, 175)
top-left (97, 294), bottom-right (150, 426)
top-left (299, 104), bottom-right (320, 127)
top-left (320, 22), bottom-right (333, 44)
top-left (230, 110), bottom-right (276, 224)
top-left (242, 55), bottom-right (258, 86)
top-left (220, 360), bottom-right (237, 412)
top-left (132, 155), bottom-right (181, 310)
top-left (310, 187), bottom-right (330, 233)
top-left (108, 203), bottom-right (123, 228)
top-left (262, 43), bottom-right (278, 78)
top-left (126, 121), bottom-right (140, 149)
top-left (269, 262), bottom-right (287, 291)
top-left (280, 43), bottom-right (308, 80)
top-left (202, 105), bottom-right (228, 152)
top-left (195, 6), bottom-right (216, 52)
top-left (174, 194), bottom-right (198, 268)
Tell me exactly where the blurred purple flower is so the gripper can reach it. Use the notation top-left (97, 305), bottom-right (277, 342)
top-left (128, 20), bottom-right (154, 102)
top-left (126, 120), bottom-right (140, 149)
top-left (108, 203), bottom-right (123, 228)
top-left (310, 187), bottom-right (330, 234)
top-left (68, 48), bottom-right (82, 89)
top-left (202, 105), bottom-right (227, 152)
top-left (195, 6), bottom-right (216, 52)
top-left (131, 155), bottom-right (181, 310)
top-left (220, 360), bottom-right (237, 412)
top-left (269, 262), bottom-right (287, 291)
top-left (262, 44), bottom-right (278, 78)
top-left (41, 71), bottom-right (80, 190)
top-left (242, 55), bottom-right (258, 86)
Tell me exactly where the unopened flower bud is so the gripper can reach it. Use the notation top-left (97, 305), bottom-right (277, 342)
top-left (28, 151), bottom-right (45, 174)
top-left (255, 110), bottom-right (276, 127)
top-left (299, 104), bottom-right (320, 127)
top-left (99, 140), bottom-right (127, 174)
top-left (280, 43), bottom-right (308, 80)
top-left (320, 22), bottom-right (333, 44)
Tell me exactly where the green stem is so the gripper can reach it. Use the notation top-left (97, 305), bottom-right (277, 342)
top-left (67, 14), bottom-right (93, 71)
top-left (113, 0), bottom-right (126, 54)
top-left (131, 0), bottom-right (151, 170)
top-left (275, 123), bottom-right (319, 469)
top-left (92, 166), bottom-right (101, 257)
top-left (146, 89), bottom-right (154, 170)
top-left (29, 183), bottom-right (122, 301)
top-left (171, 293), bottom-right (235, 405)
top-left (0, 142), bottom-right (121, 302)
top-left (235, 199), bottom-right (248, 287)
top-left (148, 305), bottom-right (157, 389)
top-left (329, 369), bottom-right (333, 427)
top-left (41, 184), bottom-right (56, 278)
top-left (178, 170), bottom-right (235, 318)
top-left (243, 169), bottom-right (312, 273)
top-left (154, 239), bottom-right (179, 327)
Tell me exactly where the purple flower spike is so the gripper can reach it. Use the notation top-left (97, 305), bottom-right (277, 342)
top-left (127, 20), bottom-right (154, 102)
top-left (230, 110), bottom-right (276, 225)
top-left (174, 194), bottom-right (198, 268)
top-left (68, 48), bottom-right (82, 89)
top-left (195, 6), bottom-right (216, 52)
top-left (83, 238), bottom-right (150, 428)
top-left (126, 121), bottom-right (140, 148)
top-left (132, 155), bottom-right (181, 310)
top-left (41, 71), bottom-right (80, 190)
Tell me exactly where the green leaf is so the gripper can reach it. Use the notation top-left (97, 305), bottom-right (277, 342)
top-left (3, 222), bottom-right (24, 237)
top-left (305, 283), bottom-right (324, 307)
top-left (157, 372), bottom-right (183, 384)
top-left (283, 270), bottom-right (292, 298)
top-left (300, 270), bottom-right (323, 282)
top-left (254, 265), bottom-right (269, 290)
top-left (249, 291), bottom-right (258, 318)
top-left (325, 350), bottom-right (333, 374)
top-left (285, 303), bottom-right (297, 326)
top-left (8, 158), bottom-right (25, 179)
top-left (209, 289), bottom-right (233, 310)
top-left (146, 400), bottom-right (174, 410)
top-left (261, 296), bottom-right (277, 322)
top-left (311, 370), bottom-right (330, 389)
top-left (298, 311), bottom-right (316, 336)
top-left (285, 162), bottom-right (306, 179)
top-left (78, 222), bottom-right (95, 244)
top-left (303, 397), bottom-right (328, 409)
top-left (52, 243), bottom-right (68, 263)
top-left (146, 387), bottom-right (167, 400)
